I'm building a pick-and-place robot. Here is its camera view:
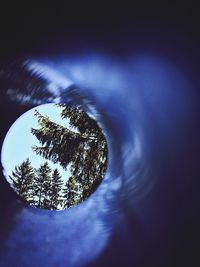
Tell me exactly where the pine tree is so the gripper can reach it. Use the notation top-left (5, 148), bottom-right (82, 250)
top-left (9, 159), bottom-right (65, 210)
top-left (63, 176), bottom-right (83, 208)
top-left (50, 169), bottom-right (63, 210)
top-left (9, 158), bottom-right (35, 202)
top-left (31, 110), bottom-right (84, 169)
top-left (59, 105), bottom-right (108, 200)
top-left (31, 104), bottom-right (108, 207)
top-left (62, 181), bottom-right (69, 208)
top-left (34, 162), bottom-right (52, 209)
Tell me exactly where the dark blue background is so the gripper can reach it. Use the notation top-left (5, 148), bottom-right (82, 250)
top-left (0, 3), bottom-right (200, 267)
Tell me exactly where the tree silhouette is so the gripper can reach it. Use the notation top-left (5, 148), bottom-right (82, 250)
top-left (59, 104), bottom-right (107, 200)
top-left (31, 104), bottom-right (108, 207)
top-left (34, 162), bottom-right (52, 209)
top-left (50, 169), bottom-right (63, 210)
top-left (10, 160), bottom-right (66, 209)
top-left (31, 110), bottom-right (83, 169)
top-left (9, 104), bottom-right (108, 210)
top-left (63, 176), bottom-right (83, 208)
top-left (9, 158), bottom-right (35, 202)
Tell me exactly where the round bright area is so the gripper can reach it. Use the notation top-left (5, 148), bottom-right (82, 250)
top-left (1, 103), bottom-right (108, 210)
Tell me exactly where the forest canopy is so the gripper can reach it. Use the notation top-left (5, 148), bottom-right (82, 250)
top-left (9, 104), bottom-right (108, 210)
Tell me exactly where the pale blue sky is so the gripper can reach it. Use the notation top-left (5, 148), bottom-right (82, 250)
top-left (1, 103), bottom-right (72, 185)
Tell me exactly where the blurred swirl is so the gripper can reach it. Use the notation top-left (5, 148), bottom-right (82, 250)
top-left (0, 52), bottom-right (199, 267)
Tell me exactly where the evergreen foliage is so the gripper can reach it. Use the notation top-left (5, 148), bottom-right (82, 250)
top-left (31, 110), bottom-right (83, 169)
top-left (9, 104), bottom-right (108, 210)
top-left (34, 162), bottom-right (52, 208)
top-left (9, 160), bottom-right (64, 209)
top-left (50, 169), bottom-right (63, 210)
top-left (31, 104), bottom-right (108, 207)
top-left (9, 158), bottom-right (35, 202)
top-left (63, 176), bottom-right (83, 208)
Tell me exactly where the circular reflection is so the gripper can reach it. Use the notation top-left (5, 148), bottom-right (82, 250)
top-left (1, 103), bottom-right (108, 210)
